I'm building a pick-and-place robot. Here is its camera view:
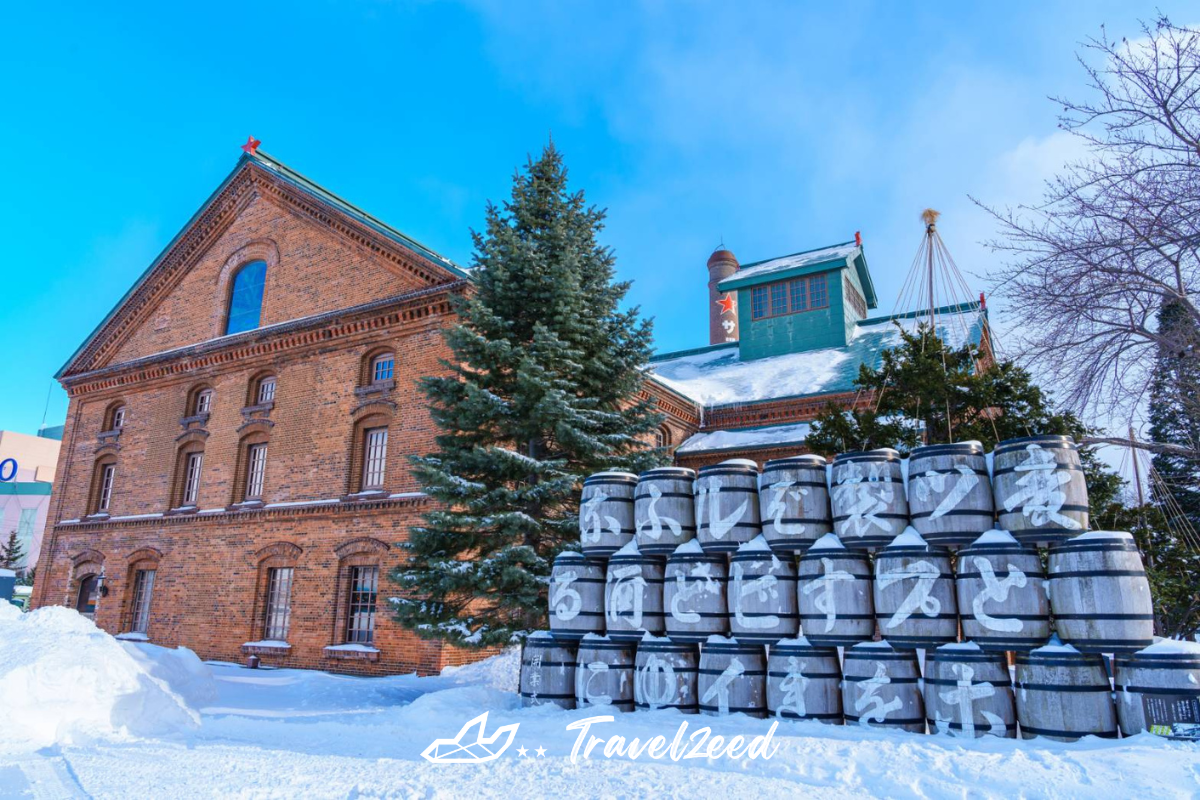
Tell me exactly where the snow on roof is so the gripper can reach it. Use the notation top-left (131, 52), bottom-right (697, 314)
top-left (727, 241), bottom-right (861, 285)
top-left (677, 422), bottom-right (813, 454)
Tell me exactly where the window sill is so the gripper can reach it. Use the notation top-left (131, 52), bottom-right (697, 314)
top-left (85, 512), bottom-right (111, 521)
top-left (242, 401), bottom-right (275, 415)
top-left (98, 429), bottom-right (122, 441)
top-left (242, 640), bottom-right (291, 655)
top-left (116, 632), bottom-right (149, 642)
top-left (180, 413), bottom-right (210, 427)
top-left (231, 499), bottom-right (265, 510)
top-left (167, 505), bottom-right (199, 517)
top-left (323, 644), bottom-right (380, 662)
top-left (354, 379), bottom-right (395, 398)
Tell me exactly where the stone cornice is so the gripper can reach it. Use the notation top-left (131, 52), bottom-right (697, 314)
top-left (640, 378), bottom-right (701, 426)
top-left (699, 389), bottom-right (870, 431)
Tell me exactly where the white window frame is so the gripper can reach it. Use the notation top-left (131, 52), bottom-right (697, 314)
top-left (111, 406), bottom-right (126, 430)
top-left (256, 376), bottom-right (276, 405)
top-left (98, 463), bottom-right (116, 512)
top-left (246, 443), bottom-right (267, 500)
top-left (362, 427), bottom-right (388, 489)
top-left (182, 452), bottom-right (204, 506)
top-left (263, 566), bottom-right (294, 641)
top-left (371, 354), bottom-right (394, 384)
top-left (129, 569), bottom-right (156, 634)
top-left (195, 389), bottom-right (214, 415)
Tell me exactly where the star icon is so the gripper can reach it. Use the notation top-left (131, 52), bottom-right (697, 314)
top-left (241, 135), bottom-right (261, 156)
top-left (516, 746), bottom-right (528, 758)
top-left (535, 746), bottom-right (547, 758)
top-left (716, 293), bottom-right (736, 315)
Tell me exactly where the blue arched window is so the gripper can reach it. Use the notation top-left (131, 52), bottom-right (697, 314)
top-left (225, 260), bottom-right (267, 335)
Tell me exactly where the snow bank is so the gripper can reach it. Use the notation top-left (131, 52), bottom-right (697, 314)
top-left (121, 641), bottom-right (219, 709)
top-left (441, 646), bottom-right (520, 691)
top-left (0, 606), bottom-right (206, 750)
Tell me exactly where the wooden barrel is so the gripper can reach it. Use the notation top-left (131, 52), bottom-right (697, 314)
top-left (797, 534), bottom-right (875, 647)
top-left (634, 635), bottom-right (699, 713)
top-left (605, 540), bottom-right (666, 641)
top-left (1115, 645), bottom-right (1200, 737)
top-left (1047, 531), bottom-right (1155, 653)
top-left (664, 540), bottom-right (729, 643)
top-left (907, 442), bottom-right (994, 550)
top-left (924, 643), bottom-right (1016, 738)
top-left (575, 634), bottom-right (635, 712)
top-left (758, 455), bottom-right (831, 554)
top-left (831, 449), bottom-right (909, 551)
top-left (580, 471), bottom-right (638, 558)
top-left (698, 636), bottom-right (767, 718)
top-left (728, 536), bottom-right (800, 645)
top-left (1014, 644), bottom-right (1118, 741)
top-left (993, 435), bottom-right (1088, 547)
top-left (520, 632), bottom-right (576, 709)
top-left (842, 641), bottom-right (925, 733)
top-left (956, 530), bottom-right (1050, 651)
top-left (873, 530), bottom-right (958, 650)
top-left (635, 467), bottom-right (697, 556)
top-left (695, 460), bottom-right (762, 554)
top-left (766, 636), bottom-right (843, 724)
top-left (548, 552), bottom-right (606, 640)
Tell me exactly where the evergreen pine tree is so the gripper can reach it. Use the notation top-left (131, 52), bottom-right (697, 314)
top-left (0, 531), bottom-right (25, 570)
top-left (1148, 300), bottom-right (1200, 533)
top-left (391, 144), bottom-right (664, 648)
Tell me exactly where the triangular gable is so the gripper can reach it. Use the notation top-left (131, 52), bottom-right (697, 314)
top-left (58, 151), bottom-right (468, 379)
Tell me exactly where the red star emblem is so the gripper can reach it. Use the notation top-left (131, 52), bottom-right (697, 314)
top-left (716, 293), bottom-right (736, 315)
top-left (241, 136), bottom-right (262, 156)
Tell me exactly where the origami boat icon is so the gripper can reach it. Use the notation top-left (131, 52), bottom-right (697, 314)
top-left (421, 712), bottom-right (520, 763)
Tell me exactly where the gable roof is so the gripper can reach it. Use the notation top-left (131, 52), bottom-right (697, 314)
top-left (57, 150), bottom-right (467, 379)
top-left (717, 239), bottom-right (878, 308)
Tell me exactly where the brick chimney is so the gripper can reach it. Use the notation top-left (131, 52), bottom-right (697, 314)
top-left (707, 248), bottom-right (740, 345)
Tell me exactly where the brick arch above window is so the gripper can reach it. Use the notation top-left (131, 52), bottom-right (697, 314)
top-left (246, 369), bottom-right (278, 407)
top-left (214, 241), bottom-right (281, 337)
top-left (334, 537), bottom-right (390, 559)
top-left (359, 346), bottom-right (397, 387)
top-left (254, 541), bottom-right (303, 563)
top-left (185, 383), bottom-right (216, 418)
top-left (71, 549), bottom-right (106, 572)
top-left (350, 399), bottom-right (397, 421)
top-left (125, 547), bottom-right (163, 565)
top-left (175, 428), bottom-right (210, 446)
top-left (102, 400), bottom-right (127, 432)
top-left (236, 418), bottom-right (274, 437)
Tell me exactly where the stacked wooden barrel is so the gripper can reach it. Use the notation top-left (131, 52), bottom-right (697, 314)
top-left (797, 533), bottom-right (875, 647)
top-left (758, 455), bottom-right (830, 553)
top-left (728, 535), bottom-right (799, 644)
top-left (831, 449), bottom-right (908, 551)
top-left (520, 632), bottom-right (577, 709)
top-left (548, 552), bottom-right (607, 640)
top-left (924, 643), bottom-right (1016, 738)
top-left (766, 636), bottom-right (843, 724)
top-left (1047, 530), bottom-right (1154, 653)
top-left (1014, 641), bottom-right (1118, 741)
top-left (993, 435), bottom-right (1088, 547)
top-left (580, 471), bottom-right (638, 558)
top-left (698, 635), bottom-right (768, 718)
top-left (605, 538), bottom-right (666, 641)
top-left (842, 641), bottom-right (925, 733)
top-left (664, 540), bottom-right (729, 642)
top-left (873, 529), bottom-right (958, 650)
top-left (575, 634), bottom-right (636, 713)
top-left (634, 634), bottom-right (699, 712)
top-left (1114, 642), bottom-right (1200, 737)
top-left (955, 529), bottom-right (1050, 652)
top-left (695, 460), bottom-right (762, 553)
top-left (635, 467), bottom-right (697, 556)
top-left (907, 442), bottom-right (993, 549)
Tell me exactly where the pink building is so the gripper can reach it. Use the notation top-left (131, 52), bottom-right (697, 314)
top-left (0, 426), bottom-right (61, 574)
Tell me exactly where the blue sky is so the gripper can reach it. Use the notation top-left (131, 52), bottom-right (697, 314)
top-left (0, 1), bottom-right (1188, 436)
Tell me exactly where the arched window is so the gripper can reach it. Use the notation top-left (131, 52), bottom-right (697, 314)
top-left (104, 402), bottom-right (126, 432)
top-left (90, 456), bottom-right (118, 515)
top-left (248, 372), bottom-right (277, 406)
top-left (370, 353), bottom-right (394, 384)
top-left (172, 444), bottom-right (205, 508)
top-left (188, 385), bottom-right (214, 416)
top-left (225, 260), bottom-right (268, 335)
top-left (76, 574), bottom-right (100, 619)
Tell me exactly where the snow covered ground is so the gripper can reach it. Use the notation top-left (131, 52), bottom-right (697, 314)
top-left (2, 606), bottom-right (1199, 799)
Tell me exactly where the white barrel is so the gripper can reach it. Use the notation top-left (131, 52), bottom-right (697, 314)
top-left (1015, 642), bottom-right (1118, 741)
top-left (634, 634), bottom-right (699, 713)
top-left (697, 636), bottom-right (767, 718)
top-left (1047, 531), bottom-right (1155, 653)
top-left (580, 471), bottom-right (638, 558)
top-left (548, 552), bottom-right (606, 640)
top-left (767, 636), bottom-right (843, 724)
top-left (993, 435), bottom-right (1088, 547)
top-left (842, 641), bottom-right (925, 733)
top-left (873, 530), bottom-right (958, 650)
top-left (831, 449), bottom-right (909, 551)
top-left (605, 540), bottom-right (666, 642)
top-left (728, 535), bottom-right (800, 645)
top-left (758, 455), bottom-right (831, 554)
top-left (955, 530), bottom-right (1050, 651)
top-left (924, 643), bottom-right (1016, 738)
top-left (520, 632), bottom-right (576, 709)
top-left (695, 460), bottom-right (761, 554)
top-left (797, 533), bottom-right (875, 647)
top-left (907, 442), bottom-right (994, 550)
top-left (1115, 643), bottom-right (1200, 737)
top-left (575, 634), bottom-right (635, 712)
top-left (664, 540), bottom-right (729, 643)
top-left (635, 467), bottom-right (697, 556)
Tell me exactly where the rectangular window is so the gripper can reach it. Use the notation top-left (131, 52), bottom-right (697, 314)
top-left (751, 286), bottom-right (768, 320)
top-left (844, 275), bottom-right (867, 318)
top-left (263, 567), bottom-right (294, 641)
top-left (363, 428), bottom-right (388, 489)
top-left (789, 278), bottom-right (808, 312)
top-left (183, 452), bottom-right (204, 506)
top-left (345, 565), bottom-right (379, 644)
top-left (112, 407), bottom-right (126, 429)
top-left (98, 464), bottom-right (116, 512)
top-left (372, 356), bottom-right (395, 383)
top-left (246, 444), bottom-right (268, 500)
top-left (195, 390), bottom-right (213, 415)
top-left (809, 273), bottom-right (828, 309)
top-left (130, 569), bottom-right (156, 634)
top-left (769, 283), bottom-right (788, 316)
top-left (257, 378), bottom-right (276, 404)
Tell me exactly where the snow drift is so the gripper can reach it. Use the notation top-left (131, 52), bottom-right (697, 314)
top-left (0, 602), bottom-right (214, 749)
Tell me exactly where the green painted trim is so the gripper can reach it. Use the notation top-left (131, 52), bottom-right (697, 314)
top-left (853, 250), bottom-right (878, 308)
top-left (734, 240), bottom-right (856, 272)
top-left (0, 482), bottom-right (53, 496)
top-left (860, 300), bottom-right (982, 326)
top-left (719, 260), bottom-right (846, 292)
top-left (649, 341), bottom-right (738, 363)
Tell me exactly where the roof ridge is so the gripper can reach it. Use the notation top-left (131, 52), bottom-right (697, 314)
top-left (736, 239), bottom-right (858, 271)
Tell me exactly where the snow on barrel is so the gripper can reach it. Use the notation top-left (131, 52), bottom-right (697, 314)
top-left (842, 641), bottom-right (926, 733)
top-left (634, 633), bottom-right (699, 713)
top-left (955, 529), bottom-right (1050, 652)
top-left (664, 539), bottom-right (729, 643)
top-left (520, 632), bottom-right (577, 709)
top-left (694, 460), bottom-right (762, 554)
top-left (697, 636), bottom-right (767, 718)
top-left (924, 642), bottom-right (1016, 738)
top-left (728, 535), bottom-right (800, 645)
top-left (907, 442), bottom-right (994, 550)
top-left (767, 636), bottom-right (843, 724)
top-left (758, 455), bottom-right (831, 554)
top-left (1047, 531), bottom-right (1155, 653)
top-left (831, 449), bottom-right (909, 551)
top-left (1115, 639), bottom-right (1200, 737)
top-left (604, 539), bottom-right (665, 641)
top-left (635, 467), bottom-right (697, 556)
top-left (575, 633), bottom-right (635, 713)
top-left (873, 528), bottom-right (958, 650)
top-left (548, 552), bottom-right (606, 640)
top-left (1014, 637), bottom-right (1118, 741)
top-left (992, 435), bottom-right (1088, 547)
top-left (797, 533), bottom-right (875, 647)
top-left (580, 470), bottom-right (638, 558)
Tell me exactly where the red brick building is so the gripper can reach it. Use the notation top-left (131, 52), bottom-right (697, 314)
top-left (33, 149), bottom-right (986, 676)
